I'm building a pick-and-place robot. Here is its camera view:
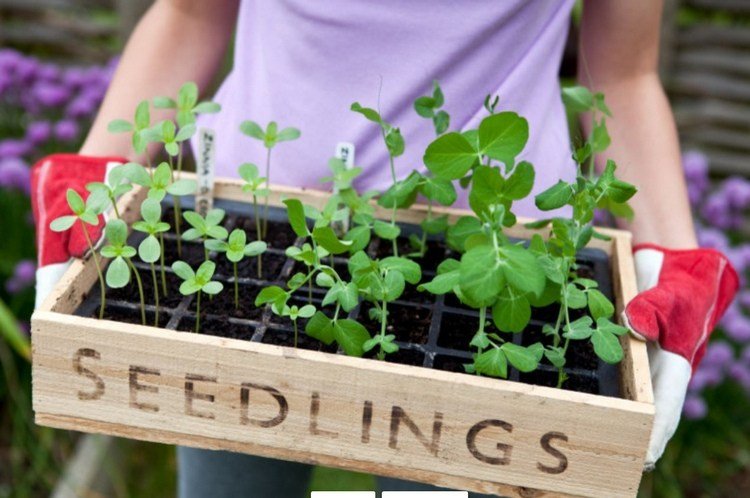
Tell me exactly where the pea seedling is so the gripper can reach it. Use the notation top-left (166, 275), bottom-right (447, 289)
top-left (50, 189), bottom-right (107, 319)
top-left (133, 198), bottom-right (170, 325)
top-left (239, 119), bottom-right (300, 238)
top-left (206, 229), bottom-right (267, 309)
top-left (101, 219), bottom-right (146, 325)
top-left (171, 260), bottom-right (223, 333)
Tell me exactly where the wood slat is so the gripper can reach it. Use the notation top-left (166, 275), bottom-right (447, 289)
top-left (675, 99), bottom-right (750, 130)
top-left (677, 24), bottom-right (750, 49)
top-left (670, 71), bottom-right (750, 103)
top-left (676, 49), bottom-right (750, 80)
top-left (683, 0), bottom-right (750, 15)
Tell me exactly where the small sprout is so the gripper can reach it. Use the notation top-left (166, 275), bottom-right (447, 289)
top-left (238, 162), bottom-right (270, 274)
top-left (133, 198), bottom-right (170, 326)
top-left (151, 119), bottom-right (196, 158)
top-left (182, 208), bottom-right (229, 260)
top-left (50, 189), bottom-right (107, 319)
top-left (107, 100), bottom-right (159, 161)
top-left (85, 164), bottom-right (134, 219)
top-left (101, 219), bottom-right (145, 325)
top-left (206, 229), bottom-right (267, 309)
top-left (124, 162), bottom-right (196, 202)
top-left (153, 81), bottom-right (221, 128)
top-left (279, 304), bottom-right (316, 347)
top-left (239, 119), bottom-right (300, 238)
top-left (172, 260), bottom-right (223, 333)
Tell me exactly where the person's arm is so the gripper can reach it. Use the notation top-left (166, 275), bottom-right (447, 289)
top-left (578, 0), bottom-right (697, 248)
top-left (80, 0), bottom-right (239, 159)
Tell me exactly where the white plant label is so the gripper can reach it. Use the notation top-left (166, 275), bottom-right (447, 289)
top-left (195, 127), bottom-right (216, 216)
top-left (333, 141), bottom-right (355, 233)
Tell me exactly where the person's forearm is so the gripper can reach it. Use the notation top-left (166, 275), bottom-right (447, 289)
top-left (80, 0), bottom-right (238, 159)
top-left (582, 74), bottom-right (697, 249)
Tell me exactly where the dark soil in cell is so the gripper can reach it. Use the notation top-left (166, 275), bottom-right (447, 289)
top-left (437, 312), bottom-right (480, 351)
top-left (519, 369), bottom-right (599, 395)
top-left (162, 239), bottom-right (206, 267)
top-left (364, 346), bottom-right (425, 366)
top-left (216, 251), bottom-right (288, 281)
top-left (398, 281), bottom-right (435, 305)
top-left (176, 315), bottom-right (256, 340)
top-left (261, 327), bottom-right (338, 353)
top-left (575, 260), bottom-right (596, 280)
top-left (188, 284), bottom-right (264, 321)
top-left (233, 216), bottom-right (299, 250)
top-left (359, 303), bottom-right (433, 345)
top-left (433, 355), bottom-right (471, 374)
top-left (95, 306), bottom-right (170, 328)
top-left (106, 268), bottom-right (185, 309)
top-left (372, 237), bottom-right (416, 259)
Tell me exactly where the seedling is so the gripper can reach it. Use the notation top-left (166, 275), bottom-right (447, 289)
top-left (279, 304), bottom-right (316, 348)
top-left (101, 219), bottom-right (146, 325)
top-left (238, 162), bottom-right (270, 275)
top-left (350, 102), bottom-right (405, 256)
top-left (50, 189), bottom-right (106, 319)
top-left (206, 229), bottom-right (267, 308)
top-left (107, 100), bottom-right (159, 169)
top-left (182, 208), bottom-right (229, 260)
top-left (133, 198), bottom-right (170, 325)
top-left (239, 119), bottom-right (300, 238)
top-left (85, 164), bottom-right (134, 219)
top-left (171, 260), bottom-right (223, 333)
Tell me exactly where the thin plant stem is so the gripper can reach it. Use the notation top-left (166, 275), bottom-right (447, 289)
top-left (293, 319), bottom-right (299, 348)
top-left (419, 201), bottom-right (434, 257)
top-left (150, 262), bottom-right (160, 326)
top-left (111, 197), bottom-right (121, 219)
top-left (477, 306), bottom-right (487, 354)
top-left (195, 291), bottom-right (201, 333)
top-left (377, 298), bottom-right (388, 361)
top-left (308, 277), bottom-right (313, 304)
top-left (233, 262), bottom-right (239, 309)
top-left (391, 204), bottom-right (399, 257)
top-left (158, 232), bottom-right (168, 296)
top-left (80, 220), bottom-right (106, 320)
top-left (253, 194), bottom-right (263, 278)
top-left (263, 148), bottom-right (271, 238)
top-left (126, 259), bottom-right (146, 325)
top-left (174, 197), bottom-right (183, 257)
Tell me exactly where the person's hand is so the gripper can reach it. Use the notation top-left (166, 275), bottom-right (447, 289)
top-left (622, 243), bottom-right (738, 470)
top-left (31, 153), bottom-right (126, 307)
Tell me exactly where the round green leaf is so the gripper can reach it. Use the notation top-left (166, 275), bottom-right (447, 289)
top-left (167, 179), bottom-right (197, 196)
top-left (106, 257), bottom-right (130, 288)
top-left (491, 289), bottom-right (531, 333)
top-left (50, 215), bottom-right (76, 232)
top-left (202, 281), bottom-right (223, 295)
top-left (171, 261), bottom-right (195, 281)
top-left (423, 132), bottom-right (477, 180)
top-left (478, 112), bottom-right (528, 165)
top-left (138, 235), bottom-right (161, 263)
top-left (591, 328), bottom-right (624, 364)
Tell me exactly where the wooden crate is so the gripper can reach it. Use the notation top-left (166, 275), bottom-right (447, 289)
top-left (32, 177), bottom-right (654, 498)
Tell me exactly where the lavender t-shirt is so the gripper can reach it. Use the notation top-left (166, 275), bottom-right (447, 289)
top-left (196, 0), bottom-right (576, 218)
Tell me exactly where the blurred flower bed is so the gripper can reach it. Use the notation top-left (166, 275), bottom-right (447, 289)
top-left (1, 47), bottom-right (749, 496)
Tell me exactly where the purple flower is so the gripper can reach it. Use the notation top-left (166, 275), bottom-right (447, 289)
top-left (722, 177), bottom-right (750, 210)
top-left (54, 119), bottom-right (80, 142)
top-left (0, 138), bottom-right (32, 158)
top-left (740, 290), bottom-right (750, 311)
top-left (32, 81), bottom-right (71, 108)
top-left (25, 121), bottom-right (52, 145)
top-left (728, 362), bottom-right (750, 391)
top-left (36, 63), bottom-right (60, 82)
top-left (697, 226), bottom-right (729, 251)
top-left (683, 395), bottom-right (708, 420)
top-left (682, 151), bottom-right (710, 205)
top-left (723, 312), bottom-right (750, 342)
top-left (65, 91), bottom-right (100, 119)
top-left (701, 193), bottom-right (733, 230)
top-left (742, 345), bottom-right (750, 366)
top-left (703, 341), bottom-right (735, 367)
top-left (0, 157), bottom-right (31, 194)
top-left (5, 259), bottom-right (35, 294)
top-left (689, 366), bottom-right (723, 391)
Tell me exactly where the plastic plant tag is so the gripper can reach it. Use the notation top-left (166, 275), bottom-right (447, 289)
top-left (195, 127), bottom-right (216, 216)
top-left (333, 141), bottom-right (355, 233)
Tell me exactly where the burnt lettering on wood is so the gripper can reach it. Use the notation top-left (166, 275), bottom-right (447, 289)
top-left (240, 382), bottom-right (288, 428)
top-left (73, 348), bottom-right (104, 400)
top-left (537, 431), bottom-right (569, 474)
top-left (185, 374), bottom-right (216, 419)
top-left (466, 419), bottom-right (513, 465)
top-left (309, 392), bottom-right (338, 438)
top-left (389, 406), bottom-right (443, 457)
top-left (361, 400), bottom-right (373, 444)
top-left (129, 366), bottom-right (160, 413)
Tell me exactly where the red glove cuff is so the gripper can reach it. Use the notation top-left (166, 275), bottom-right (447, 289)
top-left (31, 153), bottom-right (127, 267)
top-left (624, 243), bottom-right (739, 370)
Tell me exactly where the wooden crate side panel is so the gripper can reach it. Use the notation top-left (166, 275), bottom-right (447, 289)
top-left (33, 313), bottom-right (652, 498)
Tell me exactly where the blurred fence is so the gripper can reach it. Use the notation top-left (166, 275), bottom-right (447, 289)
top-left (1, 0), bottom-right (750, 176)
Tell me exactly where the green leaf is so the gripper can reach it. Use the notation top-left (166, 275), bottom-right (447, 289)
top-left (255, 286), bottom-right (287, 307)
top-left (312, 226), bottom-right (352, 254)
top-left (283, 199), bottom-right (309, 237)
top-left (434, 110), bottom-right (450, 135)
top-left (107, 119), bottom-right (133, 133)
top-left (504, 161), bottom-right (535, 200)
top-left (244, 241), bottom-right (267, 257)
top-left (152, 96), bottom-right (176, 109)
top-left (563, 316), bottom-right (595, 340)
top-left (105, 219), bottom-right (128, 247)
top-left (196, 261), bottom-right (216, 281)
top-left (561, 86), bottom-right (594, 114)
top-left (499, 244), bottom-right (545, 297)
top-left (343, 225), bottom-right (371, 253)
top-left (421, 176), bottom-right (457, 206)
top-left (66, 189), bottom-right (85, 215)
top-left (305, 312), bottom-right (335, 344)
top-left (140, 198), bottom-right (161, 224)
top-left (202, 281), bottom-right (224, 295)
top-left (380, 257), bottom-right (421, 284)
top-left (596, 318), bottom-right (629, 336)
top-left (590, 119), bottom-right (611, 153)
top-left (276, 127), bottom-right (301, 142)
top-left (588, 288), bottom-right (614, 319)
top-left (501, 342), bottom-right (540, 372)
top-left (478, 112), bottom-right (528, 165)
top-left (544, 347), bottom-right (566, 368)
top-left (240, 120), bottom-right (265, 140)
top-left (373, 220), bottom-right (400, 240)
top-left (350, 103), bottom-right (382, 125)
top-left (334, 319), bottom-right (371, 357)
top-left (297, 304), bottom-right (316, 318)
top-left (106, 257), bottom-right (130, 288)
top-left (565, 283), bottom-right (588, 309)
top-left (421, 214), bottom-right (448, 235)
top-left (193, 101), bottom-right (221, 114)
top-left (414, 96), bottom-right (436, 118)
top-left (384, 128), bottom-right (405, 158)
top-left (180, 280), bottom-right (202, 295)
top-left (340, 283), bottom-right (359, 312)
top-left (418, 269), bottom-right (459, 295)
top-left (171, 261), bottom-right (195, 281)
top-left (591, 328), bottom-right (624, 364)
top-left (608, 180), bottom-right (638, 204)
top-left (50, 215), bottom-right (76, 232)
top-left (175, 124), bottom-right (196, 142)
top-left (474, 348), bottom-right (508, 378)
top-left (138, 235), bottom-right (161, 263)
top-left (491, 289), bottom-right (531, 333)
top-left (535, 180), bottom-right (573, 211)
top-left (459, 245), bottom-right (503, 307)
top-left (468, 165), bottom-right (504, 216)
top-left (383, 270), bottom-right (406, 301)
top-left (423, 132), bottom-right (477, 180)
top-left (78, 210), bottom-right (99, 226)
top-left (446, 216), bottom-right (482, 252)
top-left (134, 101), bottom-right (150, 129)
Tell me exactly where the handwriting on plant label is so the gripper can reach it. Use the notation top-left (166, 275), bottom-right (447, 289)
top-left (195, 128), bottom-right (216, 216)
top-left (72, 348), bottom-right (568, 475)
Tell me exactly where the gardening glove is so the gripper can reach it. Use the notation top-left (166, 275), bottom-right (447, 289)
top-left (622, 243), bottom-right (738, 471)
top-left (31, 153), bottom-right (127, 308)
